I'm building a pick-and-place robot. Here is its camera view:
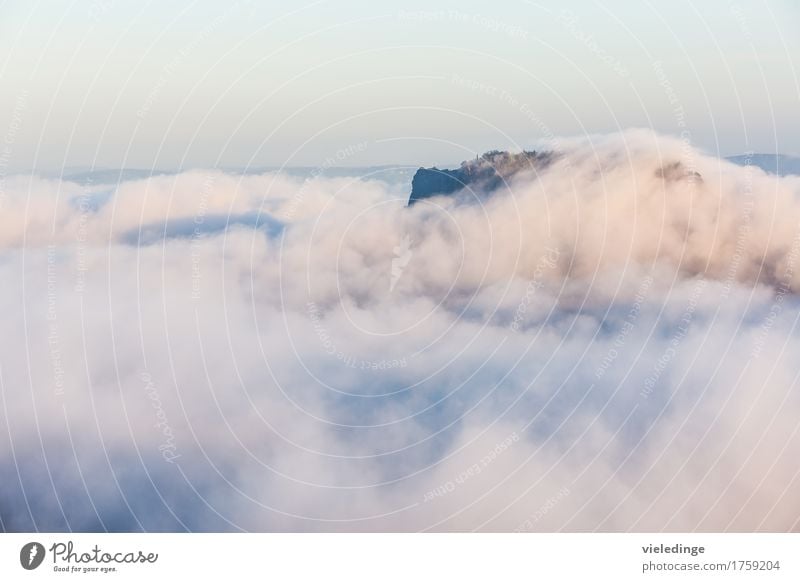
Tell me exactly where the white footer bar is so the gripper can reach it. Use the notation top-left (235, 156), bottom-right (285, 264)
top-left (2, 533), bottom-right (797, 581)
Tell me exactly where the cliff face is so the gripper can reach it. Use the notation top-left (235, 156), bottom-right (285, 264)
top-left (409, 167), bottom-right (467, 204)
top-left (408, 150), bottom-right (553, 205)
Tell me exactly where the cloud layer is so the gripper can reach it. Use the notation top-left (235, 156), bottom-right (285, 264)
top-left (2, 130), bottom-right (800, 532)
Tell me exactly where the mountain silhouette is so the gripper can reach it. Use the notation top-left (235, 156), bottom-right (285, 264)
top-left (408, 150), bottom-right (554, 205)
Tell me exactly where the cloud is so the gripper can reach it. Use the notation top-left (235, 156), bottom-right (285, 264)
top-left (2, 130), bottom-right (800, 531)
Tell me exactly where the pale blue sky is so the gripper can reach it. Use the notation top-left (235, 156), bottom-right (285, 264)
top-left (0, 0), bottom-right (798, 171)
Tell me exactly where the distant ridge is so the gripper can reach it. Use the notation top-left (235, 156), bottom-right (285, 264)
top-left (727, 154), bottom-right (800, 177)
top-left (43, 165), bottom-right (417, 187)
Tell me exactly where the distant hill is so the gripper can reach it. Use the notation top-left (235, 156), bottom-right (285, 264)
top-left (42, 165), bottom-right (418, 188)
top-left (727, 154), bottom-right (800, 177)
top-left (35, 154), bottom-right (799, 196)
top-left (61, 168), bottom-right (174, 185)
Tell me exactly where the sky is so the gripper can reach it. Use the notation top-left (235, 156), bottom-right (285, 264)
top-left (0, 0), bottom-right (799, 172)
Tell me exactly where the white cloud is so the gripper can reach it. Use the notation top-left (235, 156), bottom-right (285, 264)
top-left (2, 130), bottom-right (800, 531)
